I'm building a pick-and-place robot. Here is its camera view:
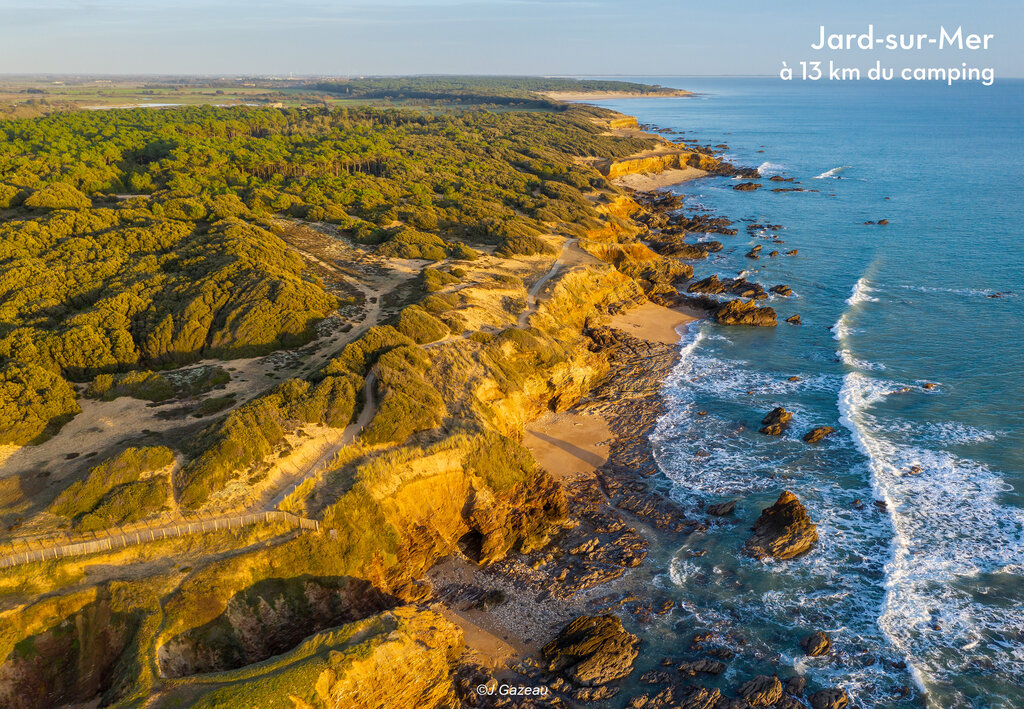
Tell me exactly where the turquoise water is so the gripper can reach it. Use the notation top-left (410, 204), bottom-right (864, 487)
top-left (592, 79), bottom-right (1024, 707)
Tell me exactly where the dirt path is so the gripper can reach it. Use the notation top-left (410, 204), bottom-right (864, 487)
top-left (265, 371), bottom-right (377, 511)
top-left (517, 238), bottom-right (577, 328)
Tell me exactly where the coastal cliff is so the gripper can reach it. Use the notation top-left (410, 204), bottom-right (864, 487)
top-left (0, 85), bottom-right (824, 708)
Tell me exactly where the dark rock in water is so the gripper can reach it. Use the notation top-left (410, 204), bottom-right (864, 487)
top-left (922, 382), bottom-right (938, 390)
top-left (734, 182), bottom-right (762, 191)
top-left (689, 274), bottom-right (767, 300)
top-left (802, 426), bottom-right (835, 444)
top-left (738, 675), bottom-right (783, 706)
top-left (863, 221), bottom-right (875, 225)
top-left (714, 697), bottom-right (751, 709)
top-left (745, 491), bottom-right (818, 560)
top-left (542, 614), bottom-right (640, 686)
top-left (733, 167), bottom-right (761, 179)
top-left (714, 299), bottom-right (777, 327)
top-left (759, 407), bottom-right (793, 435)
top-left (769, 175), bottom-right (796, 182)
top-left (574, 685), bottom-right (619, 702)
top-left (769, 284), bottom-right (794, 296)
top-left (801, 631), bottom-right (832, 656)
top-left (640, 670), bottom-right (672, 684)
top-left (769, 250), bottom-right (779, 257)
top-left (784, 676), bottom-right (807, 696)
top-left (878, 219), bottom-right (889, 225)
top-left (786, 249), bottom-right (798, 256)
top-left (776, 695), bottom-right (810, 709)
top-left (810, 688), bottom-right (850, 709)
top-left (788, 376), bottom-right (801, 382)
top-left (785, 314), bottom-right (801, 325)
top-left (706, 500), bottom-right (738, 516)
top-left (677, 659), bottom-right (727, 676)
top-left (676, 686), bottom-right (723, 709)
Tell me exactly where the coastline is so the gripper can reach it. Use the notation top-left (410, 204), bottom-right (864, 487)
top-left (542, 90), bottom-right (692, 101)
top-left (611, 166), bottom-right (708, 191)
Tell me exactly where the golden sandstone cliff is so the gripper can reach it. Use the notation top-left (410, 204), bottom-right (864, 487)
top-left (0, 105), bottom-right (746, 708)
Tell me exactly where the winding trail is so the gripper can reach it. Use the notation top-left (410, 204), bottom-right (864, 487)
top-left (0, 238), bottom-right (578, 570)
top-left (518, 238), bottom-right (577, 328)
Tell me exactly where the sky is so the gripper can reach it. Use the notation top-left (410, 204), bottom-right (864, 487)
top-left (0, 0), bottom-right (1021, 77)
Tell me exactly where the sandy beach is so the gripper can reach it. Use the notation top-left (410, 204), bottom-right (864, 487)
top-left (524, 302), bottom-right (696, 484)
top-left (612, 166), bottom-right (708, 191)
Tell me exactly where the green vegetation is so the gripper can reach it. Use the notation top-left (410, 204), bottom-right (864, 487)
top-left (361, 345), bottom-right (443, 445)
top-left (0, 76), bottom-right (691, 706)
top-left (421, 267), bottom-right (461, 293)
top-left (314, 76), bottom-right (682, 106)
top-left (49, 446), bottom-right (175, 528)
top-left (496, 234), bottom-right (557, 257)
top-left (394, 305), bottom-right (448, 344)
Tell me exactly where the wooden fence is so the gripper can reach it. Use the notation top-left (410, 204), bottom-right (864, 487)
top-left (0, 511), bottom-right (322, 570)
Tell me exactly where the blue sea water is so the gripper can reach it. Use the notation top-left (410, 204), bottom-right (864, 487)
top-left (590, 79), bottom-right (1024, 707)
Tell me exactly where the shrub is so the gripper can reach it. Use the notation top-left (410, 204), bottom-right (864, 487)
top-left (23, 183), bottom-right (91, 211)
top-left (360, 346), bottom-right (443, 445)
top-left (394, 305), bottom-right (448, 344)
top-left (325, 325), bottom-right (414, 375)
top-left (421, 268), bottom-right (460, 293)
top-left (50, 446), bottom-right (175, 521)
top-left (196, 395), bottom-right (236, 415)
top-left (86, 370), bottom-right (175, 402)
top-left (466, 432), bottom-right (538, 492)
top-left (0, 362), bottom-right (80, 445)
top-left (495, 235), bottom-right (556, 257)
top-left (0, 184), bottom-right (21, 209)
top-left (76, 478), bottom-right (169, 531)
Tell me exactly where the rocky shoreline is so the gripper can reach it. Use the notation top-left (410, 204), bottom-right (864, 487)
top-left (439, 146), bottom-right (859, 706)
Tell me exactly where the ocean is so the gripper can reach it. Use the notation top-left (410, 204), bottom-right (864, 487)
top-left (589, 78), bottom-right (1024, 707)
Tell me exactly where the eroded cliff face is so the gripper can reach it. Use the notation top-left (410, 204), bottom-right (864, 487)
top-left (170, 606), bottom-right (465, 709)
top-left (158, 576), bottom-right (396, 677)
top-left (596, 149), bottom-right (722, 179)
top-left (0, 589), bottom-right (139, 709)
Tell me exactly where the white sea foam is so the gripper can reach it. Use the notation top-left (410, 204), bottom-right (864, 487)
top-left (812, 165), bottom-right (851, 179)
top-left (847, 277), bottom-right (879, 306)
top-left (757, 161), bottom-right (786, 176)
top-left (838, 370), bottom-right (1024, 701)
top-left (893, 284), bottom-right (1019, 299)
top-left (834, 278), bottom-right (886, 371)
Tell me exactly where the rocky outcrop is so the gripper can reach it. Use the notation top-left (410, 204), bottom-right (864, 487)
top-left (801, 631), bottom-right (832, 656)
top-left (745, 491), bottom-right (818, 560)
top-left (738, 675), bottom-right (784, 706)
top-left (689, 275), bottom-right (767, 300)
top-left (759, 407), bottom-right (793, 435)
top-left (733, 182), bottom-right (762, 191)
top-left (769, 284), bottom-right (794, 296)
top-left (785, 314), bottom-right (802, 324)
top-left (677, 659), bottom-right (726, 676)
top-left (706, 500), bottom-right (737, 516)
top-left (810, 688), bottom-right (850, 709)
top-left (542, 615), bottom-right (640, 686)
top-left (580, 241), bottom-right (692, 290)
top-left (803, 426), bottom-right (835, 444)
top-left (713, 300), bottom-right (777, 327)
